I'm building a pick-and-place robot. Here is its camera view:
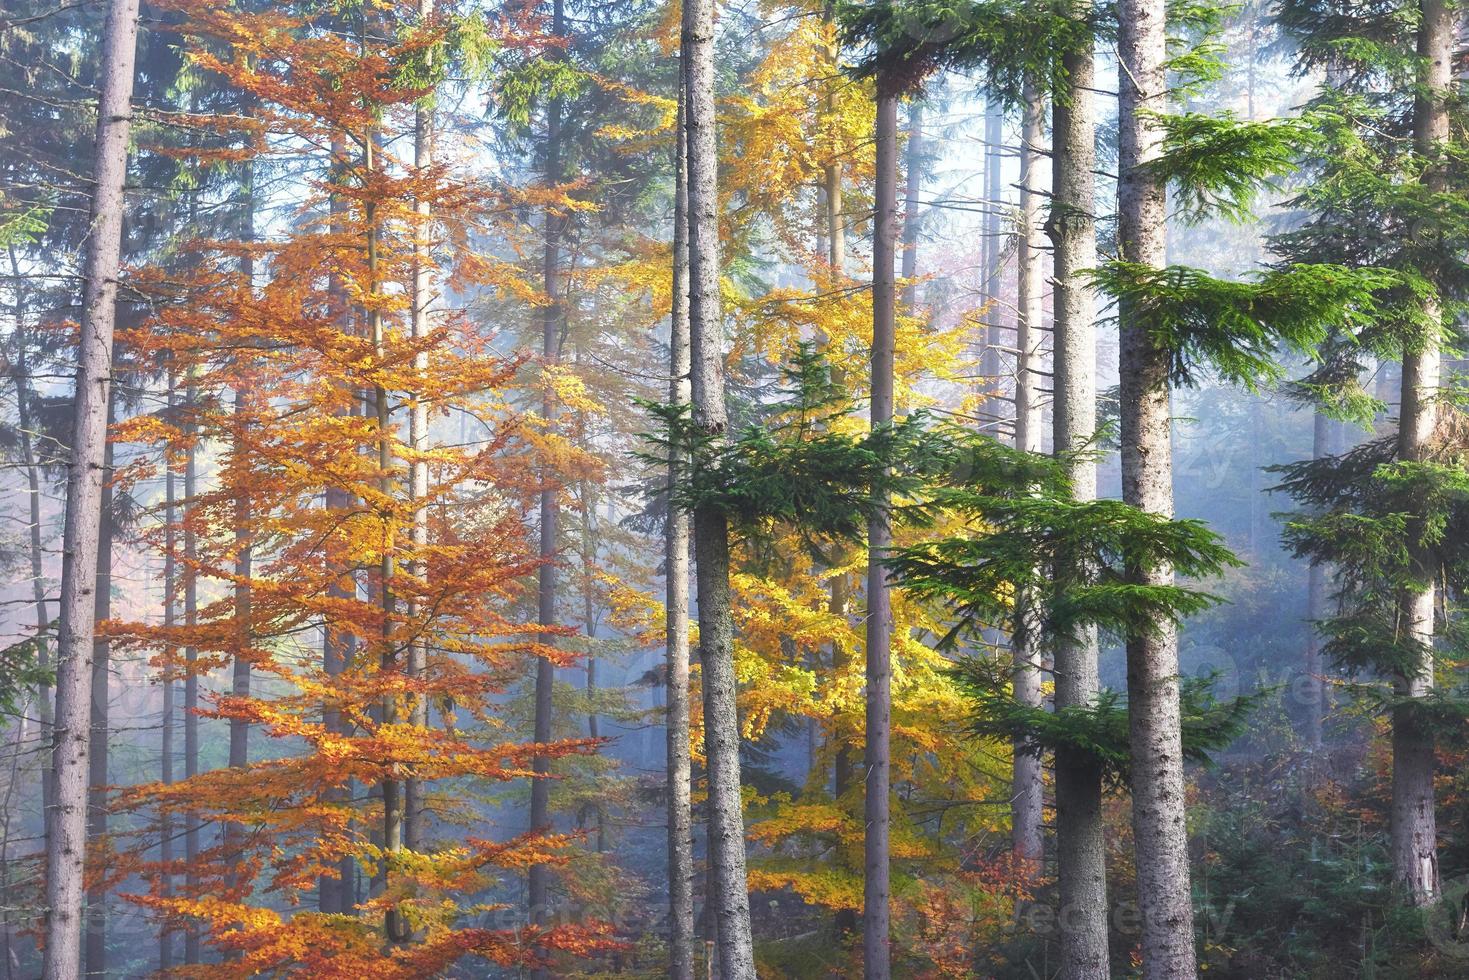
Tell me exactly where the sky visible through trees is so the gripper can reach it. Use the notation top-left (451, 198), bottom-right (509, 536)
top-left (3, 0), bottom-right (1469, 977)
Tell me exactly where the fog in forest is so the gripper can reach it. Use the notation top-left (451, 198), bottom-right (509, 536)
top-left (1, 0), bottom-right (1466, 976)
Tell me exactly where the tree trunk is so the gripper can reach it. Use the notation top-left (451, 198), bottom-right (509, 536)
top-left (1046, 39), bottom-right (1109, 969)
top-left (43, 0), bottom-right (138, 970)
top-left (864, 80), bottom-right (899, 980)
top-left (1117, 0), bottom-right (1197, 970)
top-left (8, 248), bottom-right (54, 836)
top-left (85, 424), bottom-right (113, 980)
top-left (820, 14), bottom-right (859, 939)
top-left (183, 379), bottom-right (200, 966)
top-left (1009, 74), bottom-right (1046, 878)
top-left (1391, 0), bottom-right (1450, 907)
top-left (361, 90), bottom-right (408, 943)
top-left (159, 372), bottom-right (177, 973)
top-left (900, 101), bottom-right (922, 312)
top-left (528, 0), bottom-right (565, 951)
top-left (320, 132), bottom-right (356, 917)
top-left (226, 169), bottom-right (256, 900)
top-left (405, 0), bottom-right (434, 856)
top-left (665, 72), bottom-right (695, 978)
top-left (1302, 411), bottom-right (1329, 751)
top-left (821, 17), bottom-right (858, 909)
top-left (981, 103), bottom-right (1004, 433)
top-left (683, 0), bottom-right (756, 969)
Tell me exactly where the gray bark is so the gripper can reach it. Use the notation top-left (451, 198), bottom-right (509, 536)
top-left (1117, 0), bottom-right (1198, 970)
top-left (1010, 75), bottom-right (1045, 876)
top-left (981, 104), bottom-right (1004, 431)
top-left (183, 379), bottom-right (200, 965)
top-left (85, 426), bottom-right (113, 980)
top-left (864, 82), bottom-right (899, 980)
top-left (900, 102), bottom-right (922, 312)
top-left (158, 370), bottom-right (177, 975)
top-left (683, 0), bottom-right (756, 968)
top-left (405, 0), bottom-right (435, 854)
top-left (1391, 0), bottom-right (1450, 907)
top-left (159, 372), bottom-right (177, 973)
top-left (42, 0), bottom-right (139, 970)
top-left (320, 133), bottom-right (357, 915)
top-left (822, 21), bottom-right (857, 907)
top-left (528, 0), bottom-right (564, 947)
top-left (363, 106), bottom-right (409, 943)
top-left (665, 67), bottom-right (696, 980)
top-left (1303, 411), bottom-right (1329, 751)
top-left (226, 171), bottom-right (256, 899)
top-left (8, 249), bottom-right (54, 835)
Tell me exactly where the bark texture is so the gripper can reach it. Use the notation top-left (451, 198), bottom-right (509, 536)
top-left (665, 70), bottom-right (696, 980)
top-left (1009, 74), bottom-right (1045, 876)
top-left (43, 0), bottom-right (139, 971)
top-left (1117, 0), bottom-right (1198, 971)
top-left (85, 431), bottom-right (113, 980)
top-left (864, 83), bottom-right (899, 980)
top-left (1116, 0), bottom-right (1198, 975)
top-left (1303, 411), bottom-right (1329, 752)
top-left (1046, 39), bottom-right (1110, 974)
top-left (528, 0), bottom-right (565, 946)
top-left (1390, 0), bottom-right (1450, 907)
top-left (684, 0), bottom-right (756, 969)
top-left (405, 0), bottom-right (435, 854)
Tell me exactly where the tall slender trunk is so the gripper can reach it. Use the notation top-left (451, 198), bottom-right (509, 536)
top-left (900, 101), bottom-right (922, 312)
top-left (361, 81), bottom-right (408, 943)
top-left (822, 28), bottom-right (858, 923)
top-left (183, 380), bottom-right (200, 965)
top-left (42, 0), bottom-right (139, 970)
top-left (8, 248), bottom-right (53, 834)
top-left (528, 0), bottom-right (565, 949)
top-left (405, 0), bottom-right (434, 856)
top-left (665, 65), bottom-right (696, 980)
top-left (1117, 0), bottom-right (1197, 971)
top-left (1391, 0), bottom-right (1450, 908)
top-left (85, 423), bottom-right (114, 980)
top-left (1046, 27), bottom-right (1110, 978)
top-left (159, 372), bottom-right (177, 973)
top-left (826, 73), bottom-right (854, 803)
top-left (578, 484), bottom-right (607, 853)
top-left (864, 80), bottom-right (899, 980)
top-left (683, 0), bottom-right (756, 968)
top-left (320, 133), bottom-right (356, 916)
top-left (1009, 75), bottom-right (1045, 876)
top-left (1302, 411), bottom-right (1329, 751)
top-left (226, 169), bottom-right (256, 899)
top-left (981, 103), bottom-right (1005, 433)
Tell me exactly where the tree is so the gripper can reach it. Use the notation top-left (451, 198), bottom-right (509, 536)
top-left (682, 0), bottom-right (758, 967)
top-left (864, 64), bottom-right (899, 980)
top-left (1114, 0), bottom-right (1199, 968)
top-left (1272, 0), bottom-right (1468, 911)
top-left (1044, 7), bottom-right (1108, 973)
top-left (42, 0), bottom-right (140, 974)
top-left (665, 49), bottom-right (696, 980)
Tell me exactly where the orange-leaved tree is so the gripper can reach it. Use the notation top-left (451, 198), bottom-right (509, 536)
top-left (103, 0), bottom-right (620, 974)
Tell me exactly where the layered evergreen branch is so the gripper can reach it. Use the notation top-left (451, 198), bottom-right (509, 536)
top-left (835, 0), bottom-right (1093, 97)
top-left (1090, 262), bottom-right (1399, 390)
top-left (889, 494), bottom-right (1240, 648)
top-left (1148, 111), bottom-right (1323, 223)
top-left (948, 657), bottom-right (1258, 786)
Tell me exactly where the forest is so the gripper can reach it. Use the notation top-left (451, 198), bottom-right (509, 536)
top-left (2, 0), bottom-right (1469, 976)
